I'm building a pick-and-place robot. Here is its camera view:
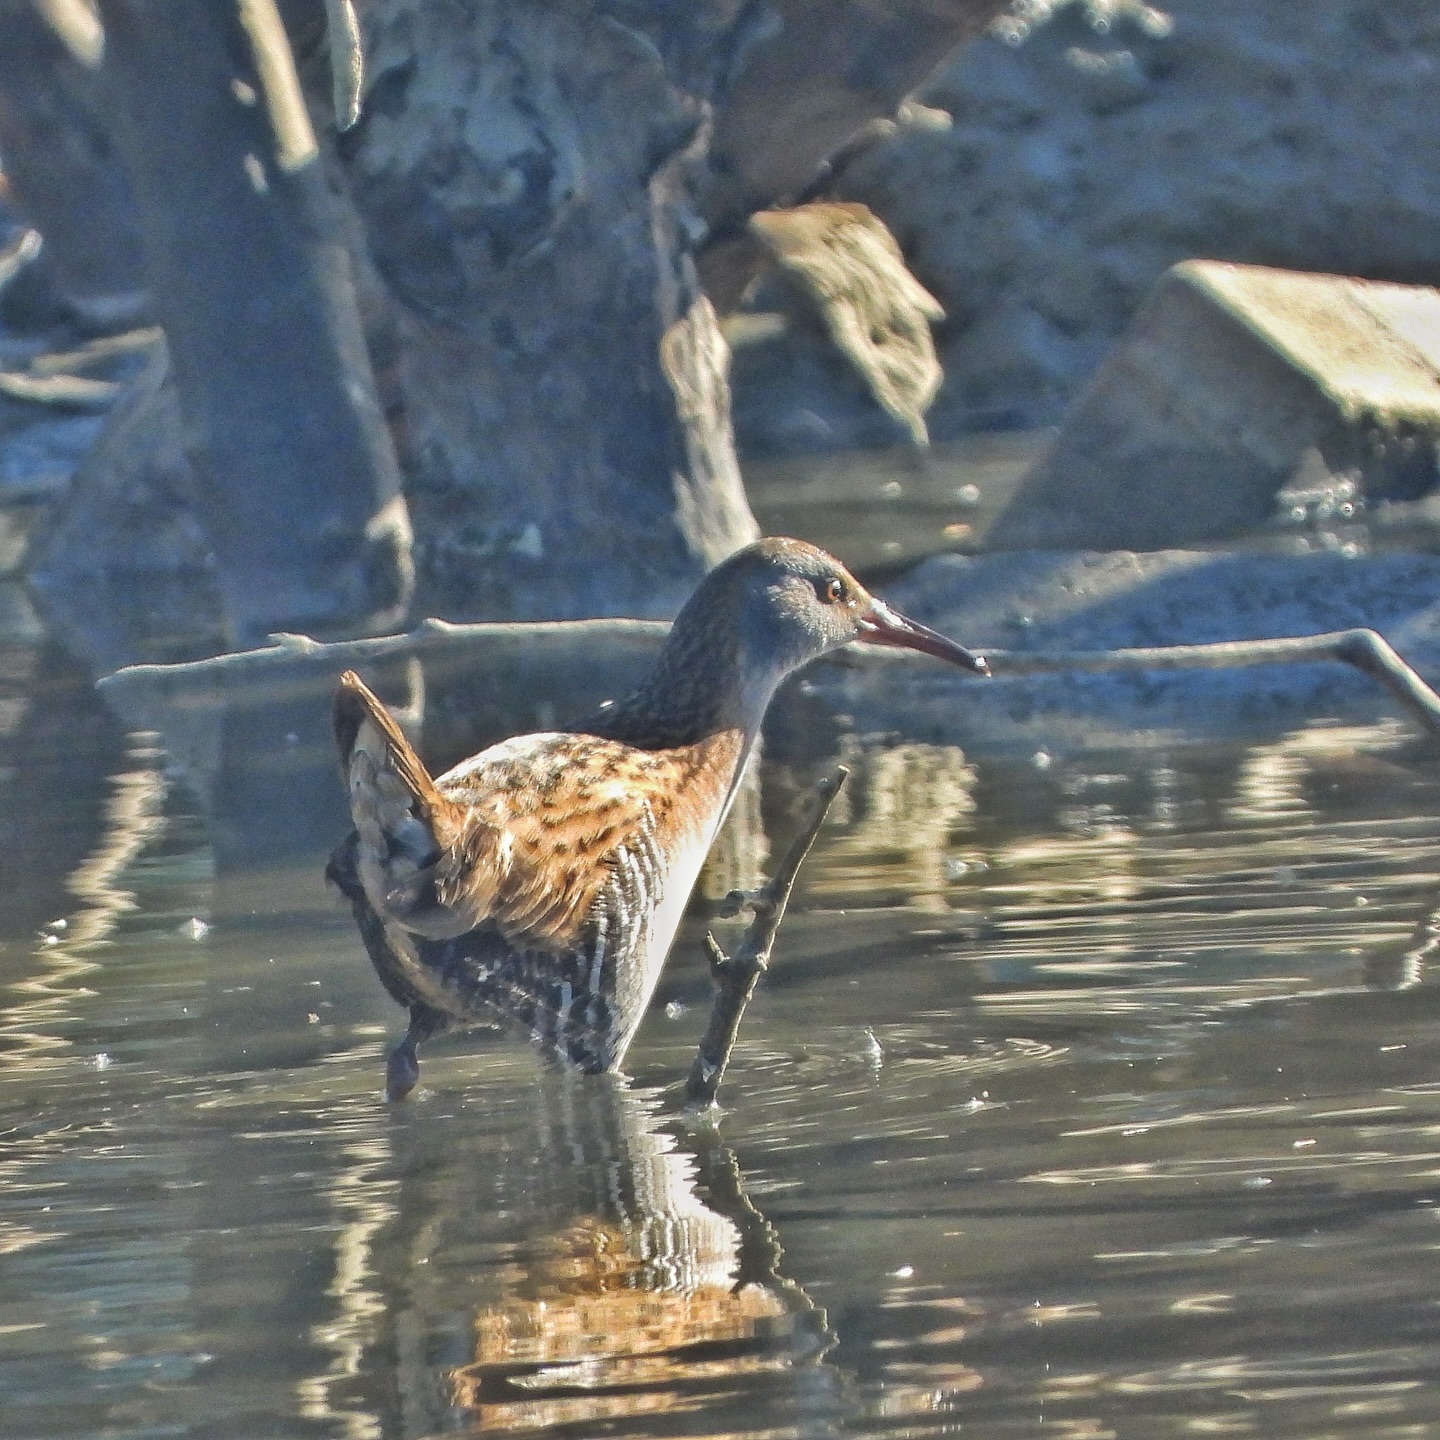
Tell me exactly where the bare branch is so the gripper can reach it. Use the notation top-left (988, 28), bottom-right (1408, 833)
top-left (235, 0), bottom-right (319, 171)
top-left (685, 766), bottom-right (849, 1111)
top-left (980, 628), bottom-right (1440, 739)
top-left (28, 326), bottom-right (164, 375)
top-left (0, 366), bottom-right (120, 406)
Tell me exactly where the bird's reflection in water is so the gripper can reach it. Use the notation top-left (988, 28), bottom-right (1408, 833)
top-left (380, 1070), bottom-right (830, 1434)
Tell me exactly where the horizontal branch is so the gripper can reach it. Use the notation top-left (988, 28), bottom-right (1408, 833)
top-left (980, 628), bottom-right (1440, 738)
top-left (30, 326), bottom-right (164, 375)
top-left (0, 370), bottom-right (120, 407)
top-left (102, 615), bottom-right (670, 689)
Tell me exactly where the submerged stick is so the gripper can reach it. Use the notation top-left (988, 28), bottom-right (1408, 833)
top-left (685, 766), bottom-right (849, 1110)
top-left (29, 326), bottom-right (164, 376)
top-left (980, 628), bottom-right (1440, 739)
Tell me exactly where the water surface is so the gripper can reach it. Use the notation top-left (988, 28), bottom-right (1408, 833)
top-left (5, 645), bottom-right (1440, 1438)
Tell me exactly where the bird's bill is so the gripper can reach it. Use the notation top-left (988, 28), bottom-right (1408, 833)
top-left (856, 599), bottom-right (990, 675)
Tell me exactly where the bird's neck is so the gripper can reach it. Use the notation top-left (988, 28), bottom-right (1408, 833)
top-left (585, 624), bottom-right (779, 751)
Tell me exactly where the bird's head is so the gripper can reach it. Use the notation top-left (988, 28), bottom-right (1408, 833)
top-left (597, 538), bottom-right (987, 745)
top-left (709, 537), bottom-right (990, 683)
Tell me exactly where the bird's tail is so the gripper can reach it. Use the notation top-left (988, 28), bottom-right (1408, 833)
top-left (333, 669), bottom-right (467, 937)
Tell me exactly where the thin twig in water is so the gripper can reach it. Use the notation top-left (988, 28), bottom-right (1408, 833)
top-left (685, 766), bottom-right (849, 1111)
top-left (980, 629), bottom-right (1440, 739)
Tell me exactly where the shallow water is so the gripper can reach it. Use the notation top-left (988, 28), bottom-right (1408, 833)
top-left (7, 644), bottom-right (1440, 1439)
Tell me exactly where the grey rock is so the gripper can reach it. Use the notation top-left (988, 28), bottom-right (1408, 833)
top-left (26, 351), bottom-right (226, 674)
top-left (988, 262), bottom-right (1440, 551)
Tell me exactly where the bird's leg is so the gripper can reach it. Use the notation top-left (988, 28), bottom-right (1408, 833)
top-left (386, 1002), bottom-right (455, 1101)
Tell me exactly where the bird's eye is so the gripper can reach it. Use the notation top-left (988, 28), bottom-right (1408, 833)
top-left (822, 577), bottom-right (845, 604)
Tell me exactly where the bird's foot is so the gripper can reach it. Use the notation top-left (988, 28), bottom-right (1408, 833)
top-left (385, 1004), bottom-right (454, 1100)
top-left (386, 1038), bottom-right (421, 1101)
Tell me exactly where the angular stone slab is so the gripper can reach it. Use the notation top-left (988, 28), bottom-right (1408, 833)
top-left (989, 262), bottom-right (1440, 551)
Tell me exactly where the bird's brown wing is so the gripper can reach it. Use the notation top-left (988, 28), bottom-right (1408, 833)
top-left (334, 669), bottom-right (508, 939)
top-left (435, 732), bottom-right (671, 956)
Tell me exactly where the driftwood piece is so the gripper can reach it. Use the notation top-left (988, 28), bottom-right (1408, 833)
top-left (27, 325), bottom-right (164, 375)
top-left (979, 628), bottom-right (1440, 739)
top-left (340, 3), bottom-right (760, 625)
top-left (0, 323), bottom-right (162, 409)
top-left (0, 229), bottom-right (42, 290)
top-left (686, 766), bottom-right (849, 1110)
top-left (234, 0), bottom-right (318, 171)
top-left (28, 0), bottom-right (103, 68)
top-left (750, 203), bottom-right (944, 446)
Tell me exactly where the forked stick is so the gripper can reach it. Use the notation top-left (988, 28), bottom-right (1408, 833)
top-left (686, 766), bottom-right (849, 1110)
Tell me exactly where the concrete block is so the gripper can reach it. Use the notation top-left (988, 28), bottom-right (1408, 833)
top-left (988, 261), bottom-right (1440, 551)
